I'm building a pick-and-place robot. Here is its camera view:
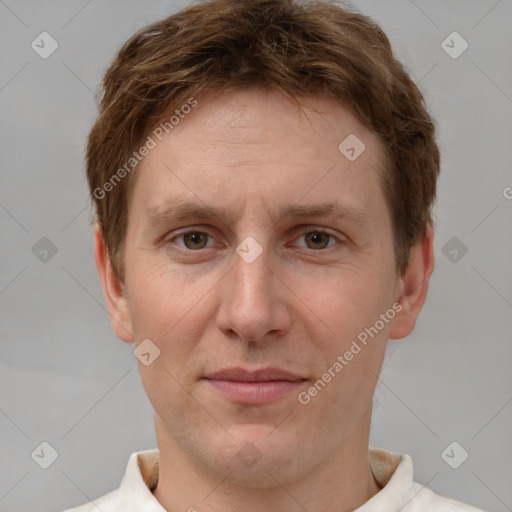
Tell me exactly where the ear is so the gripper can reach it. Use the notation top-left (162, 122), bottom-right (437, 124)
top-left (388, 224), bottom-right (435, 340)
top-left (94, 223), bottom-right (134, 343)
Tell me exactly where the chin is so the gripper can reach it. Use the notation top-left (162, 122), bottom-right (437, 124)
top-left (214, 452), bottom-right (299, 489)
top-left (204, 429), bottom-right (309, 488)
top-left (224, 467), bottom-right (285, 489)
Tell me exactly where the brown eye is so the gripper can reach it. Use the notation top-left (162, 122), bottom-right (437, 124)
top-left (304, 232), bottom-right (332, 250)
top-left (182, 232), bottom-right (209, 249)
top-left (171, 231), bottom-right (213, 250)
top-left (295, 230), bottom-right (340, 250)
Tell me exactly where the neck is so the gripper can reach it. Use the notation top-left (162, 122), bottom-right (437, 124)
top-left (152, 409), bottom-right (381, 512)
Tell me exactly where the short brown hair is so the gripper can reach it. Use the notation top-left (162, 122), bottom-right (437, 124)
top-left (86, 0), bottom-right (440, 279)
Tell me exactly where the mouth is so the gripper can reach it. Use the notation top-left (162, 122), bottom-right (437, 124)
top-left (202, 367), bottom-right (307, 405)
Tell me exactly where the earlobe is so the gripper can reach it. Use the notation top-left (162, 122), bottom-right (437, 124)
top-left (389, 224), bottom-right (435, 340)
top-left (94, 223), bottom-right (134, 343)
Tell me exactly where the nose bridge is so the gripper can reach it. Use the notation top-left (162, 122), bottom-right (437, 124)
top-left (231, 237), bottom-right (274, 307)
top-left (217, 236), bottom-right (286, 342)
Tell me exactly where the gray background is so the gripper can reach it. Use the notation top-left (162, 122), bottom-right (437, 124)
top-left (1, 1), bottom-right (511, 511)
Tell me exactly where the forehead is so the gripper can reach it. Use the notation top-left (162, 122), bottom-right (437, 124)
top-left (128, 89), bottom-right (388, 226)
top-left (170, 89), bottom-right (382, 156)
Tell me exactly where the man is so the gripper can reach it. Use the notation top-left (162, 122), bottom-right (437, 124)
top-left (64, 0), bottom-right (486, 510)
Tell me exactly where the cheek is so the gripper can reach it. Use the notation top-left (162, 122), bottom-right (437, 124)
top-left (125, 258), bottom-right (220, 377)
top-left (299, 266), bottom-right (394, 344)
top-left (126, 257), bottom-right (202, 329)
top-left (295, 263), bottom-right (396, 406)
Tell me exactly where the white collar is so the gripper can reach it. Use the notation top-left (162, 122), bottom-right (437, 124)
top-left (115, 446), bottom-right (412, 511)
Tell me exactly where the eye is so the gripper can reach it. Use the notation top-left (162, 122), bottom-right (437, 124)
top-left (166, 227), bottom-right (343, 252)
top-left (169, 230), bottom-right (216, 250)
top-left (292, 229), bottom-right (342, 250)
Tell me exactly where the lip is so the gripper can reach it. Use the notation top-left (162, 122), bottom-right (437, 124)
top-left (203, 367), bottom-right (306, 405)
top-left (205, 367), bottom-right (304, 382)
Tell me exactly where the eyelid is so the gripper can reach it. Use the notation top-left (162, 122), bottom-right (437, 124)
top-left (165, 225), bottom-right (345, 251)
top-left (165, 227), bottom-right (219, 250)
top-left (290, 227), bottom-right (343, 249)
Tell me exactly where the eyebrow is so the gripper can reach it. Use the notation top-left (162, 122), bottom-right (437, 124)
top-left (143, 198), bottom-right (371, 229)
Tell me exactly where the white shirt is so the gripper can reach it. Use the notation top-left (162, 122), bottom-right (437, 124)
top-left (63, 446), bottom-right (486, 512)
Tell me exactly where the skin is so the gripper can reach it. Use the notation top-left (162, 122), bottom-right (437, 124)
top-left (95, 89), bottom-right (434, 512)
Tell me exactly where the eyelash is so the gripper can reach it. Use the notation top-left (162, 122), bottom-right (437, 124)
top-left (166, 227), bottom-right (343, 252)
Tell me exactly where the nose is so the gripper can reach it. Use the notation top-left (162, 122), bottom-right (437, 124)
top-left (215, 242), bottom-right (291, 343)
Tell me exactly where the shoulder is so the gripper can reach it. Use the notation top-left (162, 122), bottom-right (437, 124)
top-left (366, 447), bottom-right (488, 512)
top-left (60, 449), bottom-right (162, 512)
top-left (61, 488), bottom-right (121, 512)
top-left (404, 481), bottom-right (488, 512)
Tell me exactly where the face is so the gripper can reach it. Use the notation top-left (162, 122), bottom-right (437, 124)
top-left (101, 89), bottom-right (419, 487)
